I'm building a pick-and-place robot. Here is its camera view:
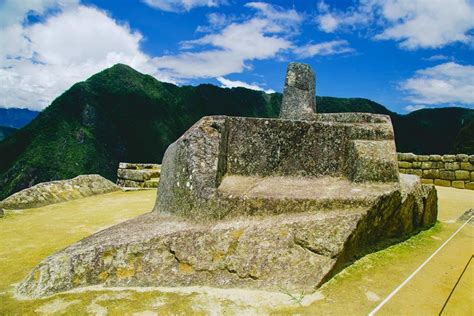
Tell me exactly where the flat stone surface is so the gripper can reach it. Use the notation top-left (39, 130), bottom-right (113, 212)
top-left (219, 175), bottom-right (395, 202)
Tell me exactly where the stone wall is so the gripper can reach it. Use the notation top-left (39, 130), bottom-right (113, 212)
top-left (398, 153), bottom-right (474, 190)
top-left (117, 163), bottom-right (161, 188)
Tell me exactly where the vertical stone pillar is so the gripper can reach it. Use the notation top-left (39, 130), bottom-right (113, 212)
top-left (279, 62), bottom-right (316, 120)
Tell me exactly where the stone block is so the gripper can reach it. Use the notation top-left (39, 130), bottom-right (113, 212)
top-left (422, 169), bottom-right (439, 179)
top-left (279, 62), bottom-right (316, 120)
top-left (469, 155), bottom-right (474, 164)
top-left (411, 169), bottom-right (422, 177)
top-left (117, 169), bottom-right (159, 182)
top-left (440, 170), bottom-right (455, 180)
top-left (445, 162), bottom-right (460, 170)
top-left (442, 155), bottom-right (456, 162)
top-left (119, 162), bottom-right (161, 170)
top-left (452, 181), bottom-right (465, 189)
top-left (421, 178), bottom-right (434, 184)
top-left (471, 172), bottom-right (474, 182)
top-left (456, 154), bottom-right (469, 162)
top-left (116, 179), bottom-right (144, 188)
top-left (398, 153), bottom-right (416, 161)
top-left (412, 161), bottom-right (422, 168)
top-left (466, 182), bottom-right (474, 190)
top-left (431, 161), bottom-right (444, 169)
top-left (399, 161), bottom-right (412, 169)
top-left (460, 162), bottom-right (472, 171)
top-left (455, 170), bottom-right (470, 180)
top-left (417, 155), bottom-right (429, 161)
top-left (143, 179), bottom-right (160, 188)
top-left (421, 162), bottom-right (432, 169)
top-left (429, 155), bottom-right (442, 161)
top-left (434, 179), bottom-right (451, 187)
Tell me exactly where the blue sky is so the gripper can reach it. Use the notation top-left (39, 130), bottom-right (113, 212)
top-left (0, 0), bottom-right (473, 113)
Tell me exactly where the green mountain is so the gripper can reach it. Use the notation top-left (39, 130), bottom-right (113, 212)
top-left (0, 108), bottom-right (39, 128)
top-left (0, 64), bottom-right (472, 199)
top-left (0, 126), bottom-right (17, 142)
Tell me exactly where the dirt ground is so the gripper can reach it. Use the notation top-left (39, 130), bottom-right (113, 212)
top-left (0, 186), bottom-right (472, 315)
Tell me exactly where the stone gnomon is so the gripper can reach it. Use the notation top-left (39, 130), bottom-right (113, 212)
top-left (17, 63), bottom-right (437, 298)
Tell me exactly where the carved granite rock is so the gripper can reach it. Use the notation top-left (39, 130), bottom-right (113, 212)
top-left (280, 62), bottom-right (316, 120)
top-left (0, 175), bottom-right (120, 211)
top-left (16, 62), bottom-right (438, 298)
top-left (16, 174), bottom-right (436, 298)
top-left (154, 114), bottom-right (399, 220)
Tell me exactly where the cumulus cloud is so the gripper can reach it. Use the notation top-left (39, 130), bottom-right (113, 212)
top-left (216, 77), bottom-right (275, 93)
top-left (154, 3), bottom-right (301, 79)
top-left (294, 40), bottom-right (354, 58)
top-left (0, 2), bottom-right (166, 110)
top-left (400, 62), bottom-right (474, 105)
top-left (142, 0), bottom-right (226, 12)
top-left (316, 0), bottom-right (474, 49)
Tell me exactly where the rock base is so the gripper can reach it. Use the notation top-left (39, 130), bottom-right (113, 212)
top-left (17, 174), bottom-right (437, 298)
top-left (0, 175), bottom-right (120, 211)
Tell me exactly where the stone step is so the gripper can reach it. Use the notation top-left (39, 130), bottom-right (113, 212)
top-left (217, 175), bottom-right (397, 217)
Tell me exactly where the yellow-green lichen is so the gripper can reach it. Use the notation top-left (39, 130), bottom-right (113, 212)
top-left (178, 262), bottom-right (195, 274)
top-left (116, 266), bottom-right (135, 279)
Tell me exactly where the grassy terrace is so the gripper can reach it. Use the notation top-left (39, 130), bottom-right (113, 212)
top-left (0, 187), bottom-right (472, 315)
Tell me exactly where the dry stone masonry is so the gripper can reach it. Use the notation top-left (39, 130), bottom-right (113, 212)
top-left (116, 163), bottom-right (161, 188)
top-left (17, 63), bottom-right (438, 298)
top-left (398, 153), bottom-right (474, 190)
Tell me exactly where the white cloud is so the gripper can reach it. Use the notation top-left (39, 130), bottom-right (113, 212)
top-left (423, 54), bottom-right (450, 62)
top-left (315, 0), bottom-right (370, 33)
top-left (318, 13), bottom-right (340, 33)
top-left (403, 104), bottom-right (427, 112)
top-left (0, 0), bottom-right (78, 27)
top-left (374, 0), bottom-right (474, 49)
top-left (216, 77), bottom-right (275, 93)
top-left (294, 40), bottom-right (354, 58)
top-left (154, 3), bottom-right (301, 79)
top-left (196, 13), bottom-right (231, 32)
top-left (316, 0), bottom-right (474, 49)
top-left (142, 0), bottom-right (226, 12)
top-left (0, 3), bottom-right (167, 110)
top-left (400, 62), bottom-right (474, 105)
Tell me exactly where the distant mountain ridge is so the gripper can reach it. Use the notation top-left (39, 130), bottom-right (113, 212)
top-left (0, 63), bottom-right (472, 199)
top-left (0, 108), bottom-right (39, 128)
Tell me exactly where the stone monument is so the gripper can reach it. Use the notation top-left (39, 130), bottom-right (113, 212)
top-left (16, 63), bottom-right (437, 298)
